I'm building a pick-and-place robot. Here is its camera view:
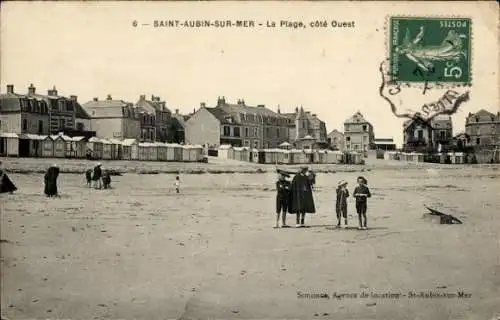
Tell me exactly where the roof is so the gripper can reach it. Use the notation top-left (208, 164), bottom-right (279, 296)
top-left (374, 138), bottom-right (394, 143)
top-left (136, 97), bottom-right (172, 114)
top-left (0, 94), bottom-right (22, 112)
top-left (344, 111), bottom-right (370, 125)
top-left (205, 100), bottom-right (290, 125)
top-left (328, 129), bottom-right (344, 136)
top-left (82, 99), bottom-right (133, 118)
top-left (122, 139), bottom-right (138, 146)
top-left (19, 133), bottom-right (47, 140)
top-left (0, 132), bottom-right (19, 138)
top-left (171, 114), bottom-right (187, 129)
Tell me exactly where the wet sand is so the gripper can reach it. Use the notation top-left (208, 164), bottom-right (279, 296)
top-left (1, 165), bottom-right (500, 319)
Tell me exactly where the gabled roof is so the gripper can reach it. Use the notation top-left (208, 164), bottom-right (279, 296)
top-left (205, 107), bottom-right (231, 124)
top-left (344, 111), bottom-right (370, 124)
top-left (171, 114), bottom-right (187, 129)
top-left (470, 109), bottom-right (495, 117)
top-left (136, 97), bottom-right (172, 114)
top-left (82, 99), bottom-right (134, 118)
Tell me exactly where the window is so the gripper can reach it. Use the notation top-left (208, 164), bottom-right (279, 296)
top-left (253, 128), bottom-right (258, 137)
top-left (59, 119), bottom-right (65, 129)
top-left (475, 117), bottom-right (479, 122)
top-left (0, 120), bottom-right (2, 130)
top-left (22, 119), bottom-right (28, 131)
top-left (38, 120), bottom-right (44, 134)
top-left (476, 138), bottom-right (480, 145)
top-left (76, 122), bottom-right (84, 131)
top-left (266, 127), bottom-right (271, 137)
top-left (417, 130), bottom-right (424, 140)
top-left (440, 131), bottom-right (446, 140)
top-left (234, 127), bottom-right (240, 137)
top-left (223, 126), bottom-right (231, 136)
top-left (346, 137), bottom-right (351, 142)
top-left (362, 125), bottom-right (367, 131)
top-left (150, 131), bottom-right (154, 141)
top-left (245, 127), bottom-right (249, 137)
top-left (254, 140), bottom-right (259, 148)
top-left (276, 128), bottom-right (280, 138)
top-left (244, 140), bottom-right (250, 146)
top-left (92, 110), bottom-right (96, 116)
top-left (363, 136), bottom-right (367, 142)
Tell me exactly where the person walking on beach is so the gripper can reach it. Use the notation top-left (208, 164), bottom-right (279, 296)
top-left (85, 168), bottom-right (93, 187)
top-left (289, 165), bottom-right (316, 228)
top-left (353, 176), bottom-right (371, 230)
top-left (335, 180), bottom-right (349, 228)
top-left (174, 175), bottom-right (180, 193)
top-left (0, 161), bottom-right (17, 194)
top-left (275, 172), bottom-right (291, 228)
top-left (44, 164), bottom-right (60, 197)
top-left (102, 169), bottom-right (111, 189)
top-left (92, 163), bottom-right (102, 189)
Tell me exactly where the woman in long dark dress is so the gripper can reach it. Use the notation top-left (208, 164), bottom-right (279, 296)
top-left (0, 161), bottom-right (17, 194)
top-left (44, 164), bottom-right (60, 197)
top-left (288, 166), bottom-right (316, 227)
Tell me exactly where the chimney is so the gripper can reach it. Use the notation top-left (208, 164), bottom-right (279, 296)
top-left (106, 94), bottom-right (112, 100)
top-left (47, 85), bottom-right (58, 96)
top-left (200, 102), bottom-right (206, 108)
top-left (70, 95), bottom-right (77, 102)
top-left (295, 107), bottom-right (299, 113)
top-left (175, 109), bottom-right (179, 115)
top-left (217, 96), bottom-right (226, 107)
top-left (277, 105), bottom-right (281, 114)
top-left (6, 84), bottom-right (14, 94)
top-left (312, 113), bottom-right (317, 118)
top-left (93, 97), bottom-right (98, 102)
top-left (151, 95), bottom-right (155, 101)
top-left (257, 104), bottom-right (265, 108)
top-left (28, 84), bottom-right (36, 95)
top-left (140, 94), bottom-right (146, 100)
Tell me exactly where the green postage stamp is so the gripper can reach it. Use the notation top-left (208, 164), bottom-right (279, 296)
top-left (388, 16), bottom-right (472, 85)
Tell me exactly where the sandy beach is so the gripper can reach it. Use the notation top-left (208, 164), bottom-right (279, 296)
top-left (1, 160), bottom-right (500, 320)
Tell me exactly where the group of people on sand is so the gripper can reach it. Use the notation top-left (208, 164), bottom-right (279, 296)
top-left (275, 165), bottom-right (371, 230)
top-left (85, 163), bottom-right (111, 189)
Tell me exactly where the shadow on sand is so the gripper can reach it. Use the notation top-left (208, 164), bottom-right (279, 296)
top-left (324, 226), bottom-right (389, 231)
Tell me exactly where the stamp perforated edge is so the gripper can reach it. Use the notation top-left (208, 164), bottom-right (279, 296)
top-left (383, 14), bottom-right (473, 89)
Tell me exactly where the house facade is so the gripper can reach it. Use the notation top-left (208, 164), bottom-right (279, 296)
top-left (185, 97), bottom-right (291, 149)
top-left (343, 111), bottom-right (375, 152)
top-left (465, 109), bottom-right (500, 148)
top-left (283, 106), bottom-right (328, 148)
top-left (135, 95), bottom-right (172, 142)
top-left (167, 109), bottom-right (189, 144)
top-left (82, 95), bottom-right (141, 140)
top-left (0, 84), bottom-right (91, 135)
top-left (327, 129), bottom-right (345, 151)
top-left (403, 115), bottom-right (453, 152)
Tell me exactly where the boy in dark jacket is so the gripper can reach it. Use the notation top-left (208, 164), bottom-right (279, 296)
top-left (102, 169), bottom-right (111, 189)
top-left (85, 168), bottom-right (93, 187)
top-left (275, 172), bottom-right (291, 228)
top-left (335, 180), bottom-right (349, 228)
top-left (353, 176), bottom-right (371, 230)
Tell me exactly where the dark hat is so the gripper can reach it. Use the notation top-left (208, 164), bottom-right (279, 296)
top-left (357, 176), bottom-right (367, 184)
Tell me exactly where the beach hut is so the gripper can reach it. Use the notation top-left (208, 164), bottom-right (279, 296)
top-left (170, 143), bottom-right (182, 161)
top-left (164, 143), bottom-right (176, 161)
top-left (181, 145), bottom-right (191, 162)
top-left (50, 135), bottom-right (67, 158)
top-left (156, 142), bottom-right (168, 161)
top-left (218, 144), bottom-right (234, 160)
top-left (100, 139), bottom-right (113, 160)
top-left (19, 134), bottom-right (45, 157)
top-left (411, 153), bottom-right (425, 162)
top-left (87, 137), bottom-right (103, 159)
top-left (70, 136), bottom-right (87, 159)
top-left (40, 135), bottom-right (54, 158)
top-left (263, 148), bottom-right (278, 164)
top-left (122, 139), bottom-right (138, 160)
top-left (188, 144), bottom-right (203, 162)
top-left (107, 139), bottom-right (123, 160)
top-left (138, 142), bottom-right (158, 161)
top-left (317, 150), bottom-right (328, 164)
top-left (279, 149), bottom-right (292, 164)
top-left (0, 132), bottom-right (19, 157)
top-left (250, 148), bottom-right (259, 163)
top-left (290, 149), bottom-right (308, 164)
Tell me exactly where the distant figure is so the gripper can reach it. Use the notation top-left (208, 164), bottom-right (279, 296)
top-left (92, 163), bottom-right (102, 189)
top-left (44, 164), bottom-right (60, 197)
top-left (102, 169), bottom-right (111, 189)
top-left (85, 168), bottom-right (93, 187)
top-left (0, 161), bottom-right (17, 194)
top-left (353, 176), bottom-right (371, 230)
top-left (174, 175), bottom-right (180, 193)
top-left (289, 165), bottom-right (316, 228)
top-left (335, 180), bottom-right (349, 228)
top-left (86, 149), bottom-right (93, 160)
top-left (275, 172), bottom-right (291, 228)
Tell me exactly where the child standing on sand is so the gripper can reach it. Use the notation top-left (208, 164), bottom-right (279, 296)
top-left (335, 180), bottom-right (349, 228)
top-left (275, 172), bottom-right (291, 228)
top-left (353, 176), bottom-right (371, 230)
top-left (174, 175), bottom-right (180, 193)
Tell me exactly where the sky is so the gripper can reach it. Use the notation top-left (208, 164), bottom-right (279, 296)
top-left (1, 1), bottom-right (498, 147)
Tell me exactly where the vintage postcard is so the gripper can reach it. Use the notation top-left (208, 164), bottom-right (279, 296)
top-left (0, 1), bottom-right (499, 320)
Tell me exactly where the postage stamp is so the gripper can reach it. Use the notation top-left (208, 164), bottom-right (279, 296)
top-left (388, 16), bottom-right (472, 85)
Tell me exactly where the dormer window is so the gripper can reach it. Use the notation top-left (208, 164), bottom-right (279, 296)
top-left (225, 116), bottom-right (232, 123)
